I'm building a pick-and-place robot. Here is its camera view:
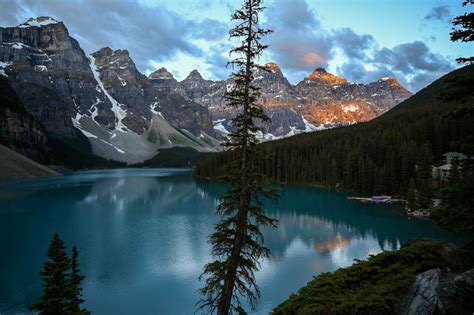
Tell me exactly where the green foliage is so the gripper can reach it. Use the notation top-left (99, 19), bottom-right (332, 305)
top-left (196, 65), bottom-right (474, 198)
top-left (273, 241), bottom-right (474, 315)
top-left (406, 177), bottom-right (417, 211)
top-left (31, 233), bottom-right (71, 315)
top-left (431, 160), bottom-right (474, 232)
top-left (31, 234), bottom-right (89, 315)
top-left (416, 142), bottom-right (434, 208)
top-left (198, 1), bottom-right (277, 314)
top-left (67, 246), bottom-right (89, 315)
top-left (450, 1), bottom-right (473, 64)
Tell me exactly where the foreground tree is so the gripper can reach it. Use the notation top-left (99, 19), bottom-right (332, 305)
top-left (198, 0), bottom-right (277, 314)
top-left (67, 246), bottom-right (89, 314)
top-left (31, 234), bottom-right (89, 315)
top-left (443, 0), bottom-right (474, 118)
top-left (31, 233), bottom-right (72, 314)
top-left (450, 0), bottom-right (474, 64)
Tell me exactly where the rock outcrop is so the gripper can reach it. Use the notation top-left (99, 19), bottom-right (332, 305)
top-left (399, 268), bottom-right (442, 315)
top-left (0, 76), bottom-right (49, 162)
top-left (398, 265), bottom-right (474, 315)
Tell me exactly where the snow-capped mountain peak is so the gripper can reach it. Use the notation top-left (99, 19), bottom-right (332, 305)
top-left (19, 17), bottom-right (60, 28)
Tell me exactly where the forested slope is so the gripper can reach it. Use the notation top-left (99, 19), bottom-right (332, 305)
top-left (195, 65), bottom-right (474, 197)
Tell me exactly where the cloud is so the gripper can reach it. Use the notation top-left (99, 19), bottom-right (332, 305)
top-left (0, 0), bottom-right (228, 74)
top-left (264, 0), bottom-right (334, 82)
top-left (204, 43), bottom-right (233, 80)
top-left (374, 41), bottom-right (452, 73)
top-left (333, 28), bottom-right (375, 61)
top-left (0, 0), bottom-right (457, 90)
top-left (424, 5), bottom-right (451, 23)
top-left (338, 41), bottom-right (454, 92)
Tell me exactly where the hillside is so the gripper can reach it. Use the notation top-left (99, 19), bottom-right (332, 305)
top-left (195, 65), bottom-right (474, 196)
top-left (0, 144), bottom-right (60, 181)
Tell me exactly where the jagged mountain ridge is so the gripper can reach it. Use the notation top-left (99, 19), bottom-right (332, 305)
top-left (0, 17), bottom-right (217, 163)
top-left (181, 63), bottom-right (412, 138)
top-left (1, 16), bottom-right (412, 164)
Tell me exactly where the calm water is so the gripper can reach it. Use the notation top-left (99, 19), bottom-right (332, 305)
top-left (0, 169), bottom-right (463, 314)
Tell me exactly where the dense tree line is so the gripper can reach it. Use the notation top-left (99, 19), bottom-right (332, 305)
top-left (195, 65), bottom-right (474, 199)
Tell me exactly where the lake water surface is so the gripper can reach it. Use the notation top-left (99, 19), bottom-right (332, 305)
top-left (0, 169), bottom-right (463, 314)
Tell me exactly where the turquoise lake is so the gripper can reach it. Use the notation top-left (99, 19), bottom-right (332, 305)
top-left (0, 169), bottom-right (463, 314)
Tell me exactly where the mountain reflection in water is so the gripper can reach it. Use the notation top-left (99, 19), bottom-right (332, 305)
top-left (0, 169), bottom-right (462, 314)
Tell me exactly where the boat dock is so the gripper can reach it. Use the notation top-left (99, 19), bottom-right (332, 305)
top-left (347, 195), bottom-right (405, 204)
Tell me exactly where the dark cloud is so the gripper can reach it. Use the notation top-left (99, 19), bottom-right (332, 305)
top-left (264, 0), bottom-right (333, 80)
top-left (333, 27), bottom-right (375, 60)
top-left (424, 5), bottom-right (451, 23)
top-left (0, 0), bottom-right (228, 72)
top-left (338, 41), bottom-right (454, 92)
top-left (374, 41), bottom-right (452, 73)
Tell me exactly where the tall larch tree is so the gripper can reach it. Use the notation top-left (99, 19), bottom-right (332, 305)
top-left (30, 233), bottom-right (71, 315)
top-left (198, 0), bottom-right (277, 314)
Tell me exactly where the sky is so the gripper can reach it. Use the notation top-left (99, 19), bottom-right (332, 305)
top-left (0, 0), bottom-right (472, 92)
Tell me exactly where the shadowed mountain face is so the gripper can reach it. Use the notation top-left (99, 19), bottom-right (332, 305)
top-left (0, 76), bottom-right (49, 162)
top-left (0, 17), bottom-right (217, 164)
top-left (0, 16), bottom-right (411, 163)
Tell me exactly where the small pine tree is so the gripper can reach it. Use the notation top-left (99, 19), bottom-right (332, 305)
top-left (67, 246), bottom-right (89, 315)
top-left (31, 233), bottom-right (71, 315)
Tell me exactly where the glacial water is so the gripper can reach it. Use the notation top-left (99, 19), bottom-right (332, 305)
top-left (0, 169), bottom-right (463, 314)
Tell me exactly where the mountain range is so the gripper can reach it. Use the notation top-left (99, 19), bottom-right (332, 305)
top-left (0, 17), bottom-right (412, 165)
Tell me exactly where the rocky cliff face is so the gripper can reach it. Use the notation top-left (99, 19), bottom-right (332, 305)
top-left (0, 17), bottom-right (217, 163)
top-left (1, 17), bottom-right (412, 163)
top-left (181, 63), bottom-right (412, 138)
top-left (0, 76), bottom-right (49, 162)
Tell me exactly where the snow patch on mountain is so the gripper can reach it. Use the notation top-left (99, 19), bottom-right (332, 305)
top-left (19, 17), bottom-right (60, 28)
top-left (213, 119), bottom-right (230, 135)
top-left (88, 55), bottom-right (128, 132)
top-left (0, 61), bottom-right (12, 77)
top-left (71, 113), bottom-right (98, 139)
top-left (303, 117), bottom-right (326, 132)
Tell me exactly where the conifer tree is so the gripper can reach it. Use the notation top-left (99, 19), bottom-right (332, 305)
top-left (31, 233), bottom-right (71, 315)
top-left (406, 177), bottom-right (417, 211)
top-left (67, 246), bottom-right (89, 315)
top-left (198, 0), bottom-right (277, 314)
top-left (416, 143), bottom-right (434, 208)
top-left (450, 0), bottom-right (474, 64)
